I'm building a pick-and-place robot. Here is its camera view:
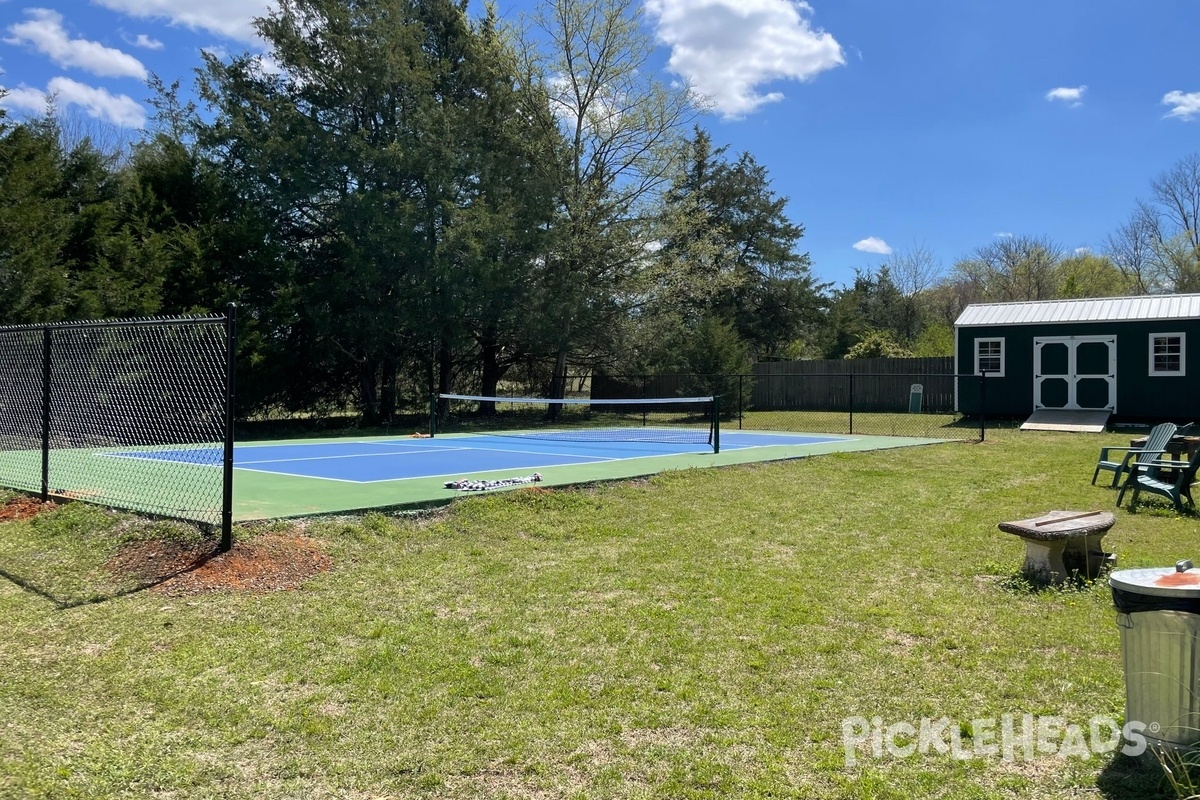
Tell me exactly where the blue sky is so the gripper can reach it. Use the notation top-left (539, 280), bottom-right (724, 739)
top-left (0, 0), bottom-right (1197, 289)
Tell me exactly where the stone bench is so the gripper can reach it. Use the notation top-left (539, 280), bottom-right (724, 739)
top-left (998, 510), bottom-right (1116, 585)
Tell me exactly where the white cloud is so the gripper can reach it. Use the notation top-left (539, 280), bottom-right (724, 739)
top-left (853, 237), bottom-right (891, 255)
top-left (131, 33), bottom-right (164, 50)
top-left (1074, 246), bottom-right (1090, 255)
top-left (0, 76), bottom-right (146, 128)
top-left (93, 0), bottom-right (271, 43)
top-left (645, 0), bottom-right (844, 119)
top-left (1, 85), bottom-right (54, 115)
top-left (1045, 85), bottom-right (1086, 107)
top-left (4, 9), bottom-right (147, 79)
top-left (993, 232), bottom-right (1013, 238)
top-left (1163, 90), bottom-right (1200, 121)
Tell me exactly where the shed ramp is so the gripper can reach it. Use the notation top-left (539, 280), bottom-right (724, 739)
top-left (1020, 409), bottom-right (1110, 433)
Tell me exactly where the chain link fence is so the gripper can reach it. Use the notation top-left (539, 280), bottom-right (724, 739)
top-left (587, 371), bottom-right (989, 440)
top-left (0, 309), bottom-right (236, 547)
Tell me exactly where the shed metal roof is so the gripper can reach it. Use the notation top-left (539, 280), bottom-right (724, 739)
top-left (955, 294), bottom-right (1200, 327)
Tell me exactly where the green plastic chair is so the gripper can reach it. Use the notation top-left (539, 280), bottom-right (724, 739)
top-left (1121, 447), bottom-right (1200, 512)
top-left (1092, 422), bottom-right (1177, 489)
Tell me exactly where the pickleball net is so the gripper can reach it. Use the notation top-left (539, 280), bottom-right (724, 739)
top-left (433, 394), bottom-right (719, 452)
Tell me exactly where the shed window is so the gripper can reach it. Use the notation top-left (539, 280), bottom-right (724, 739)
top-left (1149, 333), bottom-right (1185, 376)
top-left (975, 338), bottom-right (1004, 377)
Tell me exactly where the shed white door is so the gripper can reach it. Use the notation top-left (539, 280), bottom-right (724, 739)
top-left (1033, 336), bottom-right (1116, 411)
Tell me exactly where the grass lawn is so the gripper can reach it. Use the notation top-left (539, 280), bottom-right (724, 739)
top-left (1, 428), bottom-right (1198, 799)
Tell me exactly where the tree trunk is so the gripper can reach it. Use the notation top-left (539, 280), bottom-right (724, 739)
top-left (549, 341), bottom-right (569, 421)
top-left (437, 337), bottom-right (454, 419)
top-left (359, 357), bottom-right (379, 426)
top-left (480, 332), bottom-right (502, 416)
top-left (378, 355), bottom-right (397, 423)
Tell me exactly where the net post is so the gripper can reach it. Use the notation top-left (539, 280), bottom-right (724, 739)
top-left (40, 327), bottom-right (51, 501)
top-left (848, 372), bottom-right (855, 435)
top-left (220, 303), bottom-right (237, 553)
top-left (429, 393), bottom-right (437, 438)
top-left (712, 395), bottom-right (720, 454)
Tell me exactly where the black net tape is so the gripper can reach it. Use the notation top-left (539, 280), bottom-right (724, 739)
top-left (0, 316), bottom-right (229, 525)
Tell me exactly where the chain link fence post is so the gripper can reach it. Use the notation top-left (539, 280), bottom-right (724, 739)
top-left (221, 303), bottom-right (237, 552)
top-left (848, 372), bottom-right (855, 435)
top-left (40, 328), bottom-right (51, 501)
top-left (979, 370), bottom-right (988, 442)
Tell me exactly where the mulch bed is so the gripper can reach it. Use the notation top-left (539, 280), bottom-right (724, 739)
top-left (106, 532), bottom-right (333, 596)
top-left (0, 496), bottom-right (57, 522)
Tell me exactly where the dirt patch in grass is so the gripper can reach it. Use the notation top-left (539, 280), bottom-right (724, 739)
top-left (106, 532), bottom-right (332, 596)
top-left (0, 495), bottom-right (56, 522)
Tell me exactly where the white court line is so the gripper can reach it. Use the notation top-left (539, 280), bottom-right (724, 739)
top-left (323, 442), bottom-right (808, 484)
top-left (292, 439), bottom-right (469, 453)
top-left (236, 455), bottom-right (619, 484)
top-left (101, 450), bottom-right (441, 468)
top-left (235, 441), bottom-right (620, 465)
top-left (231, 466), bottom-right (368, 484)
top-left (100, 441), bottom-right (469, 467)
top-left (238, 447), bottom-right (471, 465)
top-left (354, 439), bottom-right (462, 450)
top-left (340, 443), bottom-right (770, 485)
top-left (404, 441), bottom-right (630, 461)
top-left (237, 439), bottom-right (467, 453)
top-left (724, 431), bottom-right (851, 440)
top-left (102, 452), bottom-right (220, 466)
top-left (718, 439), bottom-right (861, 453)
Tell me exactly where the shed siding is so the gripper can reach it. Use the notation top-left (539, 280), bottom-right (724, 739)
top-left (956, 319), bottom-right (1200, 419)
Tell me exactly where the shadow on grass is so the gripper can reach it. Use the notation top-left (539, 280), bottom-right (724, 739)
top-left (1097, 752), bottom-right (1182, 799)
top-left (0, 546), bottom-right (218, 610)
top-left (1122, 503), bottom-right (1199, 520)
top-left (996, 570), bottom-right (1111, 597)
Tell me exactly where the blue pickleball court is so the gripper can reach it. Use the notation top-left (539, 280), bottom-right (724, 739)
top-left (97, 428), bottom-right (945, 519)
top-left (110, 431), bottom-right (847, 483)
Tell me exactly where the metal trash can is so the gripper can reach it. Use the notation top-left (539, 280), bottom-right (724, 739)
top-left (1111, 561), bottom-right (1200, 749)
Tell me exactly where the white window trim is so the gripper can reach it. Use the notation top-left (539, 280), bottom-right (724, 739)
top-left (1149, 332), bottom-right (1186, 377)
top-left (974, 337), bottom-right (1005, 377)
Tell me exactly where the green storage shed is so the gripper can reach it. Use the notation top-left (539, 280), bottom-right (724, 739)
top-left (954, 294), bottom-right (1200, 424)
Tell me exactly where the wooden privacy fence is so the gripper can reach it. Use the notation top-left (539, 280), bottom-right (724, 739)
top-left (590, 357), bottom-right (958, 414)
top-left (752, 357), bottom-right (956, 413)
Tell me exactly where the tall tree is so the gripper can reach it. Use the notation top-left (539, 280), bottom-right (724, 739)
top-left (0, 112), bottom-right (69, 324)
top-left (820, 268), bottom-right (904, 358)
top-left (952, 235), bottom-right (1064, 302)
top-left (1105, 204), bottom-right (1159, 294)
top-left (1105, 155), bottom-right (1200, 294)
top-left (57, 137), bottom-right (153, 319)
top-left (1152, 153), bottom-right (1200, 253)
top-left (1056, 251), bottom-right (1133, 298)
top-left (513, 0), bottom-right (698, 396)
top-left (648, 127), bottom-right (822, 361)
top-left (197, 0), bottom-right (557, 421)
top-left (881, 243), bottom-right (942, 343)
